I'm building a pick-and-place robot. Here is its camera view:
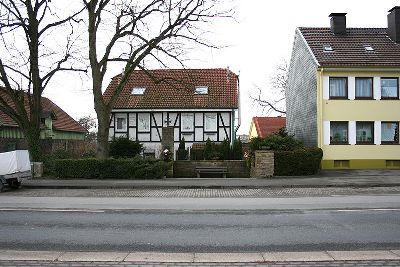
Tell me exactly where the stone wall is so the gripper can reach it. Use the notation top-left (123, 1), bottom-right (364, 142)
top-left (250, 150), bottom-right (274, 178)
top-left (174, 160), bottom-right (249, 178)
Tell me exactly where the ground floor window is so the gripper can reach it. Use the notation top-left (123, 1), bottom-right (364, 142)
top-left (330, 121), bottom-right (348, 144)
top-left (356, 122), bottom-right (374, 144)
top-left (381, 122), bottom-right (399, 144)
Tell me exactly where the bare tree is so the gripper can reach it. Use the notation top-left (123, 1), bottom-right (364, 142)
top-left (250, 60), bottom-right (287, 115)
top-left (0, 0), bottom-right (84, 161)
top-left (83, 0), bottom-right (232, 159)
top-left (77, 115), bottom-right (97, 142)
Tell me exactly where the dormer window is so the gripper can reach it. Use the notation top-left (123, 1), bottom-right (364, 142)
top-left (364, 45), bottom-right (374, 52)
top-left (131, 87), bottom-right (146, 95)
top-left (323, 44), bottom-right (334, 52)
top-left (194, 86), bottom-right (208, 95)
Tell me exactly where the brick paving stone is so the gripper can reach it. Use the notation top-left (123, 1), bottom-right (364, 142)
top-left (5, 187), bottom-right (400, 198)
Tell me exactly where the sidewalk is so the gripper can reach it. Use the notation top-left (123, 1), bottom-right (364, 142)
top-left (22, 170), bottom-right (400, 189)
top-left (1, 249), bottom-right (400, 263)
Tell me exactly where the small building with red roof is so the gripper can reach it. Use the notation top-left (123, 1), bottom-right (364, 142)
top-left (249, 116), bottom-right (286, 139)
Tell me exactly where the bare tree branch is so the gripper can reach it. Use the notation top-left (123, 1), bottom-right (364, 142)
top-left (250, 60), bottom-right (288, 115)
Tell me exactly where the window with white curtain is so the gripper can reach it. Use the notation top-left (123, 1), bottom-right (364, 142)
top-left (355, 77), bottom-right (373, 98)
top-left (204, 113), bottom-right (217, 131)
top-left (381, 78), bottom-right (398, 98)
top-left (381, 122), bottom-right (399, 144)
top-left (138, 113), bottom-right (150, 132)
top-left (181, 113), bottom-right (194, 131)
top-left (329, 77), bottom-right (347, 99)
top-left (330, 122), bottom-right (348, 144)
top-left (356, 122), bottom-right (374, 144)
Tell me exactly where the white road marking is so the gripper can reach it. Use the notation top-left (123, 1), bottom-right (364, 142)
top-left (0, 208), bottom-right (104, 213)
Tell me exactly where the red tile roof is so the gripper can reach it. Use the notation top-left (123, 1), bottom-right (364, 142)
top-left (252, 117), bottom-right (286, 138)
top-left (299, 28), bottom-right (400, 67)
top-left (0, 89), bottom-right (86, 133)
top-left (103, 68), bottom-right (239, 109)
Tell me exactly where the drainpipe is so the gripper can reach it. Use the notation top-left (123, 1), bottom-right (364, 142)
top-left (318, 67), bottom-right (324, 149)
top-left (234, 72), bottom-right (241, 141)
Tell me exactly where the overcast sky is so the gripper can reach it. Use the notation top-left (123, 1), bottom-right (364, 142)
top-left (43, 0), bottom-right (399, 135)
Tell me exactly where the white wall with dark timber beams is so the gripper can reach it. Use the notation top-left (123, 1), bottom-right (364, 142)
top-left (109, 109), bottom-right (236, 153)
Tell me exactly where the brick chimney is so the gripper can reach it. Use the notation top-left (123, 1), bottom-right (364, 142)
top-left (329, 13), bottom-right (347, 35)
top-left (388, 6), bottom-right (400, 43)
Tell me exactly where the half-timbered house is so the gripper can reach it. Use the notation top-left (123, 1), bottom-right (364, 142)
top-left (104, 68), bottom-right (239, 157)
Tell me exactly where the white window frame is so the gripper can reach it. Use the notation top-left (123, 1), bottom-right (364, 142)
top-left (115, 114), bottom-right (127, 131)
top-left (204, 113), bottom-right (217, 132)
top-left (181, 113), bottom-right (194, 132)
top-left (138, 113), bottom-right (150, 132)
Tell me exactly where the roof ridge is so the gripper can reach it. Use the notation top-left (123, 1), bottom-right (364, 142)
top-left (111, 68), bottom-right (237, 80)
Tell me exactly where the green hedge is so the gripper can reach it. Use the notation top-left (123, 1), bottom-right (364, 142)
top-left (54, 158), bottom-right (170, 179)
top-left (274, 148), bottom-right (323, 176)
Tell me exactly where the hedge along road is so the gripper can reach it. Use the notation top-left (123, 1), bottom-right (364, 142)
top-left (0, 195), bottom-right (400, 252)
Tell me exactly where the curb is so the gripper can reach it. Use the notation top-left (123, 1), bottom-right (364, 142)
top-left (21, 183), bottom-right (400, 190)
top-left (0, 250), bottom-right (399, 262)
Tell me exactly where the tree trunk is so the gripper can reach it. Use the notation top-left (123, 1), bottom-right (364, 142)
top-left (24, 126), bottom-right (42, 162)
top-left (96, 108), bottom-right (111, 160)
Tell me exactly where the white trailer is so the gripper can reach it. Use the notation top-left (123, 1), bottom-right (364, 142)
top-left (0, 150), bottom-right (32, 190)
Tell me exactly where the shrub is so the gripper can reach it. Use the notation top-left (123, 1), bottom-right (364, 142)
top-left (176, 138), bottom-right (188, 160)
top-left (54, 157), bottom-right (169, 179)
top-left (274, 148), bottom-right (323, 176)
top-left (43, 149), bottom-right (73, 176)
top-left (203, 138), bottom-right (213, 160)
top-left (249, 135), bottom-right (304, 152)
top-left (190, 148), bottom-right (204, 160)
top-left (219, 139), bottom-right (231, 160)
top-left (231, 138), bottom-right (243, 160)
top-left (109, 137), bottom-right (143, 158)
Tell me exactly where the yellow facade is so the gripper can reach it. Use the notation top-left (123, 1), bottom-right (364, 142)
top-left (316, 69), bottom-right (400, 169)
top-left (248, 121), bottom-right (258, 139)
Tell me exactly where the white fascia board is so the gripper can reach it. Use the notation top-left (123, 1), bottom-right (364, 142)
top-left (296, 28), bottom-right (320, 67)
top-left (321, 67), bottom-right (400, 72)
top-left (112, 108), bottom-right (237, 112)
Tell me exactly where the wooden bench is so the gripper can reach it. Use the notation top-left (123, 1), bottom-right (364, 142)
top-left (195, 167), bottom-right (228, 178)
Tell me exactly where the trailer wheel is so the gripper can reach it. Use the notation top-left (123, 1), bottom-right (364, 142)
top-left (8, 180), bottom-right (21, 189)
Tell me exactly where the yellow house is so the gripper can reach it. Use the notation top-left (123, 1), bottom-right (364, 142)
top-left (249, 117), bottom-right (286, 139)
top-left (286, 8), bottom-right (400, 169)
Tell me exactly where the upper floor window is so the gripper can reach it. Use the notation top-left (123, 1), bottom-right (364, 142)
top-left (381, 122), bottom-right (399, 144)
top-left (329, 77), bottom-right (347, 99)
top-left (194, 86), bottom-right (208, 95)
top-left (330, 121), bottom-right (348, 144)
top-left (381, 78), bottom-right (398, 99)
top-left (355, 77), bottom-right (373, 99)
top-left (356, 122), bottom-right (374, 144)
top-left (131, 87), bottom-right (146, 95)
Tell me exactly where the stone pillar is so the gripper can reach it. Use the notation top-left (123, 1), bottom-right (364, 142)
top-left (161, 127), bottom-right (174, 178)
top-left (161, 127), bottom-right (174, 151)
top-left (31, 162), bottom-right (43, 178)
top-left (251, 150), bottom-right (274, 178)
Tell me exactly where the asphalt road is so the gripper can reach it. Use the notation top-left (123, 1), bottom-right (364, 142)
top-left (0, 194), bottom-right (400, 252)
